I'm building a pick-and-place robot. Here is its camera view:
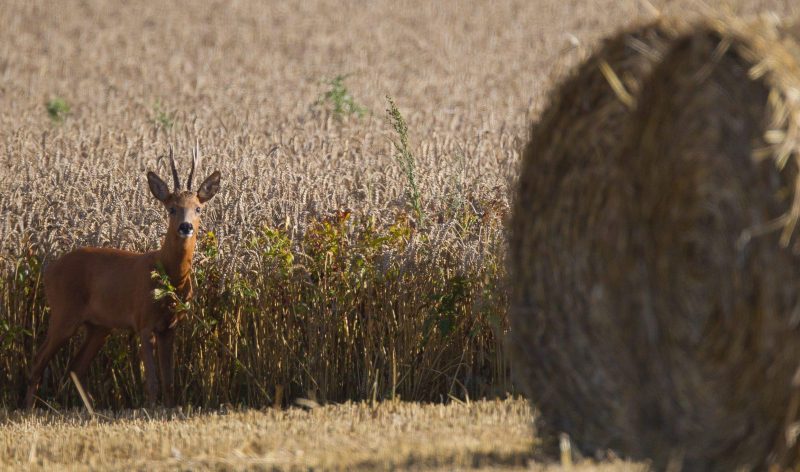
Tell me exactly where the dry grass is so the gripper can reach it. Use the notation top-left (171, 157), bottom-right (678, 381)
top-left (5, 399), bottom-right (508, 470)
top-left (0, 399), bottom-right (646, 471)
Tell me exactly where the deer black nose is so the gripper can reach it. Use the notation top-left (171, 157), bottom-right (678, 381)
top-left (178, 222), bottom-right (194, 237)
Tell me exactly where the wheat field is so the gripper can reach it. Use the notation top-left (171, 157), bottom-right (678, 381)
top-left (1, 0), bottom-right (798, 469)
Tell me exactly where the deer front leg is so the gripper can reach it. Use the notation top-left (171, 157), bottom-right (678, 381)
top-left (139, 330), bottom-right (159, 406)
top-left (156, 328), bottom-right (176, 408)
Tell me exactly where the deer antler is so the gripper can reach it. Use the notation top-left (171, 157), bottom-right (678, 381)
top-left (168, 145), bottom-right (181, 190)
top-left (188, 139), bottom-right (199, 191)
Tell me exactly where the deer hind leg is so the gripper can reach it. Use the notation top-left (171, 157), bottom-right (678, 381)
top-left (68, 324), bottom-right (111, 398)
top-left (156, 329), bottom-right (176, 408)
top-left (24, 317), bottom-right (80, 409)
top-left (139, 330), bottom-right (159, 406)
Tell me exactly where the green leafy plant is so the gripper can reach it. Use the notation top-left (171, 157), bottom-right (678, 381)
top-left (0, 319), bottom-right (30, 351)
top-left (151, 263), bottom-right (191, 313)
top-left (152, 100), bottom-right (175, 129)
top-left (46, 97), bottom-right (70, 123)
top-left (317, 74), bottom-right (367, 118)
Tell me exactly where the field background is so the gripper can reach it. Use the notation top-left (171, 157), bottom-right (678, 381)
top-left (0, 0), bottom-right (798, 469)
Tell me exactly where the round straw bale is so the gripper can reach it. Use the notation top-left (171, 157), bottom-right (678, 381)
top-left (507, 17), bottom-right (679, 457)
top-left (509, 16), bottom-right (800, 470)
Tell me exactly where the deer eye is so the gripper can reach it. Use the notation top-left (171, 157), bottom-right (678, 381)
top-left (196, 207), bottom-right (202, 213)
top-left (169, 207), bottom-right (176, 215)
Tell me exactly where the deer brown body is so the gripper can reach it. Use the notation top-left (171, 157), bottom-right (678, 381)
top-left (24, 148), bottom-right (220, 409)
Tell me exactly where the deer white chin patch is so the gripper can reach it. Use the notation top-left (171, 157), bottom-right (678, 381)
top-left (178, 230), bottom-right (194, 239)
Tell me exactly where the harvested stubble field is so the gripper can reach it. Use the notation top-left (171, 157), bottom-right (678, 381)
top-left (0, 400), bottom-right (542, 471)
top-left (1, 399), bottom-right (649, 471)
top-left (1, 0), bottom-right (798, 469)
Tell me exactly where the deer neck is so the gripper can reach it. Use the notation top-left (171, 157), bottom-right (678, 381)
top-left (159, 234), bottom-right (195, 292)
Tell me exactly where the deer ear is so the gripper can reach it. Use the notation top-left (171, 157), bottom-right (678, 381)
top-left (197, 170), bottom-right (221, 203)
top-left (147, 172), bottom-right (171, 202)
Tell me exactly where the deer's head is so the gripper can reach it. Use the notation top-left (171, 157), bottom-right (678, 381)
top-left (147, 146), bottom-right (221, 242)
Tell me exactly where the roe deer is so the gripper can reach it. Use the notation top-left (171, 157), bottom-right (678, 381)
top-left (24, 146), bottom-right (221, 408)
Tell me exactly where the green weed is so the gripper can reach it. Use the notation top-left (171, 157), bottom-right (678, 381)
top-left (45, 97), bottom-right (70, 123)
top-left (152, 100), bottom-right (175, 129)
top-left (387, 96), bottom-right (424, 227)
top-left (317, 75), bottom-right (367, 118)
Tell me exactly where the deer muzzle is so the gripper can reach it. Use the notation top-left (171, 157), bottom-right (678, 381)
top-left (177, 222), bottom-right (194, 238)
